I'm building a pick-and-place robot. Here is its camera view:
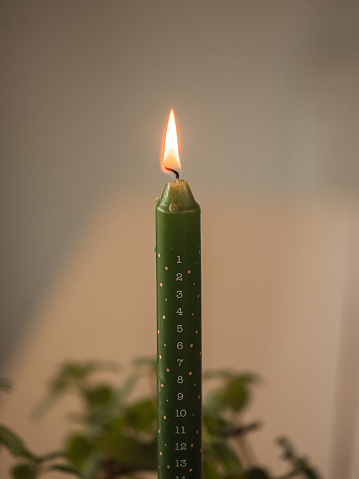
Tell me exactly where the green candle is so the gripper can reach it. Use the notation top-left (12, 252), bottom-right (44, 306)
top-left (156, 111), bottom-right (202, 478)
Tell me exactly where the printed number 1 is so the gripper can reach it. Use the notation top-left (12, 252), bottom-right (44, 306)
top-left (177, 256), bottom-right (181, 263)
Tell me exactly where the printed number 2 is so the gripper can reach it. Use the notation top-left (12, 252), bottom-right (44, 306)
top-left (176, 273), bottom-right (183, 281)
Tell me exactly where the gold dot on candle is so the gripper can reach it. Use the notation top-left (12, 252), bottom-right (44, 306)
top-left (164, 343), bottom-right (167, 347)
top-left (192, 313), bottom-right (194, 316)
top-left (158, 429), bottom-right (160, 433)
top-left (197, 294), bottom-right (200, 298)
top-left (161, 384), bottom-right (164, 388)
top-left (165, 266), bottom-right (168, 270)
top-left (157, 330), bottom-right (160, 334)
top-left (159, 355), bottom-right (162, 359)
top-left (189, 468), bottom-right (193, 472)
top-left (198, 395), bottom-right (201, 399)
top-left (160, 283), bottom-right (163, 287)
top-left (195, 330), bottom-right (198, 334)
top-left (187, 270), bottom-right (191, 274)
top-left (160, 452), bottom-right (162, 455)
top-left (194, 384), bottom-right (196, 386)
top-left (193, 282), bottom-right (196, 285)
top-left (167, 465), bottom-right (170, 469)
top-left (166, 399), bottom-right (168, 402)
top-left (189, 371), bottom-right (192, 375)
top-left (191, 444), bottom-right (194, 448)
top-left (158, 253), bottom-right (161, 257)
top-left (165, 443), bottom-right (167, 446)
top-left (164, 416), bottom-right (167, 420)
top-left (196, 430), bottom-right (199, 434)
top-left (199, 250), bottom-right (201, 254)
top-left (162, 315), bottom-right (165, 319)
top-left (200, 352), bottom-right (202, 355)
top-left (166, 368), bottom-right (170, 372)
top-left (190, 344), bottom-right (193, 347)
top-left (165, 298), bottom-right (168, 301)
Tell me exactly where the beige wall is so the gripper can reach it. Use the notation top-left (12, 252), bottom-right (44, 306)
top-left (1, 1), bottom-right (359, 477)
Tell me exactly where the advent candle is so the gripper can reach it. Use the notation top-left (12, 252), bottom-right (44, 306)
top-left (156, 110), bottom-right (202, 478)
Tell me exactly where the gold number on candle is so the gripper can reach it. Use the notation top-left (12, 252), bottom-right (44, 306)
top-left (175, 443), bottom-right (187, 451)
top-left (176, 290), bottom-right (183, 298)
top-left (177, 324), bottom-right (183, 333)
top-left (177, 392), bottom-right (183, 400)
top-left (175, 426), bottom-right (185, 434)
top-left (176, 273), bottom-right (183, 281)
top-left (175, 409), bottom-right (187, 417)
top-left (177, 376), bottom-right (183, 383)
top-left (177, 359), bottom-right (183, 367)
top-left (175, 459), bottom-right (187, 467)
top-left (177, 342), bottom-right (183, 349)
top-left (177, 256), bottom-right (182, 263)
top-left (176, 308), bottom-right (184, 315)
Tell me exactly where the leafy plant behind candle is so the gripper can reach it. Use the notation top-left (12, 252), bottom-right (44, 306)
top-left (0, 358), bottom-right (321, 479)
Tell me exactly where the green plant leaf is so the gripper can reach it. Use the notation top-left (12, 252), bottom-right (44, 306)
top-left (245, 467), bottom-right (271, 479)
top-left (222, 377), bottom-right (248, 412)
top-left (203, 459), bottom-right (220, 479)
top-left (0, 426), bottom-right (34, 460)
top-left (49, 464), bottom-right (81, 476)
top-left (203, 413), bottom-right (231, 435)
top-left (66, 434), bottom-right (92, 469)
top-left (38, 450), bottom-right (66, 462)
top-left (0, 378), bottom-right (12, 392)
top-left (115, 373), bottom-right (139, 405)
top-left (301, 466), bottom-right (321, 479)
top-left (124, 398), bottom-right (156, 432)
top-left (10, 463), bottom-right (35, 479)
top-left (276, 436), bottom-right (295, 460)
top-left (206, 439), bottom-right (241, 472)
top-left (204, 390), bottom-right (226, 414)
top-left (96, 418), bottom-right (156, 470)
top-left (84, 385), bottom-right (114, 410)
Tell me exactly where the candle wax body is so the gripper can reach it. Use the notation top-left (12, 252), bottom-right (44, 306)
top-left (156, 179), bottom-right (202, 479)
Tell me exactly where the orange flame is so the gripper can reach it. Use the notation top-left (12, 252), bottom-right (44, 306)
top-left (162, 109), bottom-right (181, 174)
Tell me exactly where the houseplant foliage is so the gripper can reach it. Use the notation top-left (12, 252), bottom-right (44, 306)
top-left (0, 358), bottom-right (321, 479)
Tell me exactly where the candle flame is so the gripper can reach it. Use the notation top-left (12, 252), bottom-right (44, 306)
top-left (162, 109), bottom-right (181, 174)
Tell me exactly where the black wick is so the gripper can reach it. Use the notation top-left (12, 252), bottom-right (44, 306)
top-left (164, 166), bottom-right (180, 180)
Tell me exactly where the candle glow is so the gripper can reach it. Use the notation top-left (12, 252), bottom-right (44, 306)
top-left (162, 109), bottom-right (181, 173)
